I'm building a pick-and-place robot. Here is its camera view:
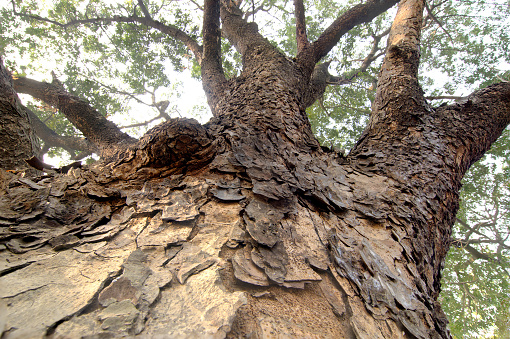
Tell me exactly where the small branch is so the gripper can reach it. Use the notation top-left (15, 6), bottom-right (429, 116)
top-left (137, 0), bottom-right (151, 18)
top-left (424, 1), bottom-right (454, 43)
top-left (497, 75), bottom-right (509, 83)
top-left (81, 75), bottom-right (155, 109)
top-left (120, 115), bottom-right (164, 129)
top-left (294, 0), bottom-right (309, 53)
top-left (11, 0), bottom-right (64, 27)
top-left (359, 27), bottom-right (391, 71)
top-left (455, 217), bottom-right (490, 239)
top-left (189, 0), bottom-right (204, 10)
top-left (243, 3), bottom-right (265, 20)
top-left (426, 95), bottom-right (466, 101)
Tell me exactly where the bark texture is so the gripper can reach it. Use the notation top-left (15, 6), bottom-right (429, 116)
top-left (2, 75), bottom-right (509, 337)
top-left (2, 59), bottom-right (509, 339)
top-left (0, 57), bottom-right (38, 171)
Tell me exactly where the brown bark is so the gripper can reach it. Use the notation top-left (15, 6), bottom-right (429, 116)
top-left (0, 57), bottom-right (38, 171)
top-left (12, 76), bottom-right (135, 152)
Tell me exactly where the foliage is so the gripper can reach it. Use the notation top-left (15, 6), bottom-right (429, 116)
top-left (440, 133), bottom-right (510, 338)
top-left (1, 0), bottom-right (510, 336)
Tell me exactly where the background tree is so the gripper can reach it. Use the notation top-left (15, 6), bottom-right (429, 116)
top-left (0, 0), bottom-right (509, 338)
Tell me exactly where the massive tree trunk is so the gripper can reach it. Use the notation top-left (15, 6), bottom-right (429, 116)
top-left (1, 0), bottom-right (510, 338)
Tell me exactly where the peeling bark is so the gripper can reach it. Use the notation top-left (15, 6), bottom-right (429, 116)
top-left (2, 75), bottom-right (510, 338)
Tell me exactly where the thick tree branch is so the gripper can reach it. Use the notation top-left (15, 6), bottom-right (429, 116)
top-left (13, 76), bottom-right (135, 150)
top-left (444, 82), bottom-right (510, 175)
top-left (23, 105), bottom-right (96, 156)
top-left (11, 2), bottom-right (203, 64)
top-left (299, 0), bottom-right (398, 75)
top-left (202, 0), bottom-right (228, 116)
top-left (294, 0), bottom-right (309, 53)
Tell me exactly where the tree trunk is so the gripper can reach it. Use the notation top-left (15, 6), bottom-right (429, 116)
top-left (1, 1), bottom-right (510, 338)
top-left (2, 57), bottom-right (509, 338)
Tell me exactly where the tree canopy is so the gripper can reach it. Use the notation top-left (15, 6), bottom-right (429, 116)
top-left (1, 0), bottom-right (510, 337)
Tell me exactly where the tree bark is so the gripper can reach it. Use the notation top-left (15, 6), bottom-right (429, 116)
top-left (1, 1), bottom-right (510, 338)
top-left (0, 57), bottom-right (38, 171)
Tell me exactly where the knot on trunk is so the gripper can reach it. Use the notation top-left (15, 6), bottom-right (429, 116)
top-left (107, 118), bottom-right (218, 178)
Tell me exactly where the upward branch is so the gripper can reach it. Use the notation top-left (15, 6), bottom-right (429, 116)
top-left (202, 0), bottom-right (227, 115)
top-left (294, 0), bottom-right (309, 53)
top-left (220, 0), bottom-right (279, 70)
top-left (373, 0), bottom-right (426, 112)
top-left (298, 0), bottom-right (398, 75)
